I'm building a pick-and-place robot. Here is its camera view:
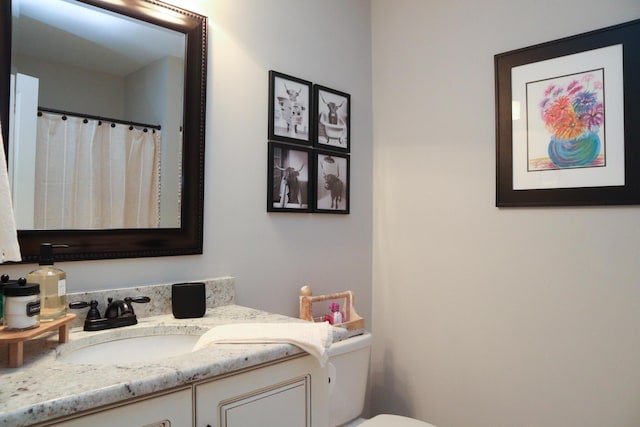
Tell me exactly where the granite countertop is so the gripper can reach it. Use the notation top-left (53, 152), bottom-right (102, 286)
top-left (0, 304), bottom-right (346, 427)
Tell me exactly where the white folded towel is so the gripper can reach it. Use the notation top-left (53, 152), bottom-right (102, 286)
top-left (192, 322), bottom-right (333, 366)
top-left (0, 122), bottom-right (21, 263)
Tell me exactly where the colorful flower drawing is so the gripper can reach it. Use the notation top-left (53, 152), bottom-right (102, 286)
top-left (533, 71), bottom-right (604, 169)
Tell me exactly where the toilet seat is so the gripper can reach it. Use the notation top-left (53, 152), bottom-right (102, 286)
top-left (359, 414), bottom-right (435, 426)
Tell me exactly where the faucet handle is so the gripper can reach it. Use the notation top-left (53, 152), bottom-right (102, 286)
top-left (122, 296), bottom-right (151, 316)
top-left (126, 296), bottom-right (151, 304)
top-left (69, 301), bottom-right (89, 309)
top-left (69, 300), bottom-right (102, 320)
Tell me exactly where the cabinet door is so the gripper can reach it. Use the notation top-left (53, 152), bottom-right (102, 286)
top-left (46, 387), bottom-right (192, 427)
top-left (196, 355), bottom-right (328, 427)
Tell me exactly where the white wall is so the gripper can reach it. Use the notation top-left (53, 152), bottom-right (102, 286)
top-left (12, 53), bottom-right (124, 117)
top-left (371, 1), bottom-right (640, 426)
top-left (2, 0), bottom-right (373, 322)
top-left (125, 56), bottom-right (183, 227)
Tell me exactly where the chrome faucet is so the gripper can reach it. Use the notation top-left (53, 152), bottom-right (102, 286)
top-left (69, 296), bottom-right (150, 331)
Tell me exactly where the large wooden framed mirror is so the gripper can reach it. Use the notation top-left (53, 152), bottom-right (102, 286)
top-left (0, 0), bottom-right (207, 262)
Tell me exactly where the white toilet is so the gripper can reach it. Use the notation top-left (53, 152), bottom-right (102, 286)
top-left (328, 331), bottom-right (436, 427)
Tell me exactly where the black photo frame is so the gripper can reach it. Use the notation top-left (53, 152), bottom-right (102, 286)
top-left (495, 19), bottom-right (640, 207)
top-left (268, 71), bottom-right (312, 145)
top-left (267, 142), bottom-right (312, 212)
top-left (314, 149), bottom-right (350, 214)
top-left (313, 85), bottom-right (350, 152)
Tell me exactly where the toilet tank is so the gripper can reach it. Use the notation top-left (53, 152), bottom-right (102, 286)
top-left (328, 331), bottom-right (372, 426)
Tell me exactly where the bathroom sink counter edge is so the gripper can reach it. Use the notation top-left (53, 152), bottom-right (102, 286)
top-left (0, 304), bottom-right (347, 427)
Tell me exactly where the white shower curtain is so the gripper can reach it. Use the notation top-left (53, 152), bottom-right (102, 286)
top-left (34, 113), bottom-right (161, 229)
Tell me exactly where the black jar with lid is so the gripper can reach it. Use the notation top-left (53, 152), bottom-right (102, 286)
top-left (3, 277), bottom-right (41, 330)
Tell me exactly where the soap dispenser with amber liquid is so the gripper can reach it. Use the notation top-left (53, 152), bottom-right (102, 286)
top-left (27, 243), bottom-right (68, 321)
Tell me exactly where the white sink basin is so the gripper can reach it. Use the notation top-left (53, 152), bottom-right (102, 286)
top-left (58, 332), bottom-right (202, 365)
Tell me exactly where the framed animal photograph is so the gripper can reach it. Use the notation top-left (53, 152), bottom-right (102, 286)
top-left (313, 85), bottom-right (350, 152)
top-left (268, 70), bottom-right (312, 145)
top-left (267, 142), bottom-right (312, 212)
top-left (314, 149), bottom-right (350, 214)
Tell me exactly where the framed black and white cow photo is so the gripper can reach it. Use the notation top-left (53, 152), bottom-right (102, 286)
top-left (313, 85), bottom-right (350, 153)
top-left (314, 149), bottom-right (350, 214)
top-left (268, 71), bottom-right (312, 145)
top-left (267, 142), bottom-right (313, 212)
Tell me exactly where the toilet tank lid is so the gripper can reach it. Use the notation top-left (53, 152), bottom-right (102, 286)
top-left (328, 331), bottom-right (372, 356)
top-left (363, 414), bottom-right (436, 427)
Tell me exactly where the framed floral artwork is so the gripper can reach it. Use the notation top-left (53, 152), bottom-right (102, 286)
top-left (495, 18), bottom-right (640, 206)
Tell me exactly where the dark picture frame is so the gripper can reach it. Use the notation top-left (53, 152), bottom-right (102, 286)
top-left (267, 142), bottom-right (312, 212)
top-left (495, 19), bottom-right (640, 207)
top-left (313, 85), bottom-right (350, 152)
top-left (314, 149), bottom-right (350, 214)
top-left (268, 70), bottom-right (312, 145)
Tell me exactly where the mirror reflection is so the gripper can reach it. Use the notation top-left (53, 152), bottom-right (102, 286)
top-left (10, 0), bottom-right (185, 230)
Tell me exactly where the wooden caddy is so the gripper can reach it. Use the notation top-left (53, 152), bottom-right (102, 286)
top-left (299, 285), bottom-right (364, 333)
top-left (0, 313), bottom-right (76, 368)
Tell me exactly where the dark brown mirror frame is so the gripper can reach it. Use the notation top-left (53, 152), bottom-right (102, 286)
top-left (0, 0), bottom-right (207, 263)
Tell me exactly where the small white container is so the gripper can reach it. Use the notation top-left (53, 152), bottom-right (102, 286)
top-left (3, 279), bottom-right (41, 330)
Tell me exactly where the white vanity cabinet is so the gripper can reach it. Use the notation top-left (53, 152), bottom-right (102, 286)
top-left (39, 354), bottom-right (327, 427)
top-left (43, 387), bottom-right (193, 427)
top-left (195, 355), bottom-right (328, 427)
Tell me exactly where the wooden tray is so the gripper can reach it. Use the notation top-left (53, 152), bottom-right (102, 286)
top-left (299, 285), bottom-right (364, 333)
top-left (0, 313), bottom-right (76, 368)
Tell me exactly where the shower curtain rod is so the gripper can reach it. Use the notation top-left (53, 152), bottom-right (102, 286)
top-left (37, 107), bottom-right (162, 131)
